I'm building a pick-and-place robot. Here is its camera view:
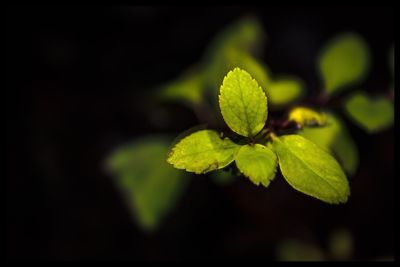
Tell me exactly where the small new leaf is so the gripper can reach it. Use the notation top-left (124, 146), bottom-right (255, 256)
top-left (273, 135), bottom-right (350, 204)
top-left (288, 106), bottom-right (327, 127)
top-left (318, 32), bottom-right (370, 95)
top-left (235, 144), bottom-right (277, 188)
top-left (167, 130), bottom-right (240, 174)
top-left (219, 68), bottom-right (268, 137)
top-left (344, 91), bottom-right (394, 133)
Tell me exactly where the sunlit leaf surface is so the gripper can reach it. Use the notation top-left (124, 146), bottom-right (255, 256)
top-left (235, 144), bottom-right (277, 187)
top-left (219, 68), bottom-right (268, 137)
top-left (299, 113), bottom-right (359, 175)
top-left (273, 135), bottom-right (350, 204)
top-left (167, 130), bottom-right (240, 174)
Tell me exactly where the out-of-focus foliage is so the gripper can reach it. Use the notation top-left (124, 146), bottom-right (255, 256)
top-left (299, 113), bottom-right (359, 175)
top-left (157, 16), bottom-right (304, 112)
top-left (167, 130), bottom-right (241, 174)
top-left (344, 91), bottom-right (394, 133)
top-left (267, 77), bottom-right (304, 108)
top-left (276, 239), bottom-right (324, 261)
top-left (107, 137), bottom-right (189, 232)
top-left (158, 68), bottom-right (205, 107)
top-left (328, 228), bottom-right (354, 260)
top-left (318, 33), bottom-right (370, 95)
top-left (210, 169), bottom-right (235, 185)
top-left (288, 106), bottom-right (327, 127)
top-left (272, 134), bottom-right (350, 204)
top-left (235, 144), bottom-right (277, 187)
top-left (219, 68), bottom-right (267, 137)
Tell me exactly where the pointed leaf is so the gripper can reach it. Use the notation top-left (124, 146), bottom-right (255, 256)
top-left (344, 91), bottom-right (394, 133)
top-left (318, 32), bottom-right (370, 95)
top-left (273, 135), bottom-right (350, 204)
top-left (167, 130), bottom-right (240, 174)
top-left (299, 113), bottom-right (359, 175)
top-left (235, 144), bottom-right (277, 187)
top-left (107, 137), bottom-right (188, 232)
top-left (219, 68), bottom-right (268, 137)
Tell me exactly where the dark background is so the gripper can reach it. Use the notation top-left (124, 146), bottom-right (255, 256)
top-left (5, 5), bottom-right (394, 261)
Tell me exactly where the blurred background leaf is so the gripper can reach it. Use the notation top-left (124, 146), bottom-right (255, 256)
top-left (276, 239), bottom-right (324, 261)
top-left (318, 32), bottom-right (371, 96)
top-left (344, 91), bottom-right (394, 133)
top-left (210, 169), bottom-right (236, 185)
top-left (157, 67), bottom-right (205, 107)
top-left (107, 136), bottom-right (189, 232)
top-left (328, 228), bottom-right (354, 260)
top-left (299, 113), bottom-right (359, 175)
top-left (266, 76), bottom-right (304, 108)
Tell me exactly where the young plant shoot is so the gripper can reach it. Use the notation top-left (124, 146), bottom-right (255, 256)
top-left (167, 68), bottom-right (350, 204)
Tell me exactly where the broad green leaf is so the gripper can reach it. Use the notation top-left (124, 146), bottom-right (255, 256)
top-left (344, 91), bottom-right (394, 133)
top-left (167, 129), bottom-right (240, 174)
top-left (219, 68), bottom-right (268, 137)
top-left (107, 137), bottom-right (188, 232)
top-left (267, 77), bottom-right (304, 107)
top-left (276, 239), bottom-right (324, 261)
top-left (299, 113), bottom-right (359, 175)
top-left (158, 68), bottom-right (205, 106)
top-left (288, 106), bottom-right (327, 126)
top-left (235, 144), bottom-right (277, 187)
top-left (318, 32), bottom-right (370, 95)
top-left (273, 134), bottom-right (350, 204)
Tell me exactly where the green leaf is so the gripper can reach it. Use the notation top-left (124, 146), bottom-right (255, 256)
top-left (158, 67), bottom-right (205, 106)
top-left (288, 106), bottom-right (327, 126)
top-left (107, 136), bottom-right (188, 232)
top-left (299, 113), bottom-right (359, 175)
top-left (203, 16), bottom-right (264, 63)
top-left (276, 239), bottom-right (324, 261)
top-left (235, 144), bottom-right (277, 187)
top-left (267, 77), bottom-right (304, 107)
top-left (210, 169), bottom-right (235, 185)
top-left (272, 134), bottom-right (350, 204)
top-left (344, 91), bottom-right (394, 133)
top-left (167, 129), bottom-right (240, 174)
top-left (219, 68), bottom-right (268, 137)
top-left (318, 32), bottom-right (370, 95)
top-left (329, 229), bottom-right (354, 260)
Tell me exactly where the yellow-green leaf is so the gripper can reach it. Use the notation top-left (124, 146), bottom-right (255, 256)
top-left (344, 91), bottom-right (394, 133)
top-left (235, 144), bottom-right (277, 187)
top-left (299, 113), bottom-right (359, 175)
top-left (167, 130), bottom-right (240, 174)
top-left (318, 32), bottom-right (370, 95)
top-left (267, 77), bottom-right (304, 107)
top-left (288, 106), bottom-right (327, 126)
top-left (107, 137), bottom-right (188, 232)
top-left (273, 134), bottom-right (350, 204)
top-left (219, 68), bottom-right (268, 137)
top-left (158, 68), bottom-right (205, 106)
